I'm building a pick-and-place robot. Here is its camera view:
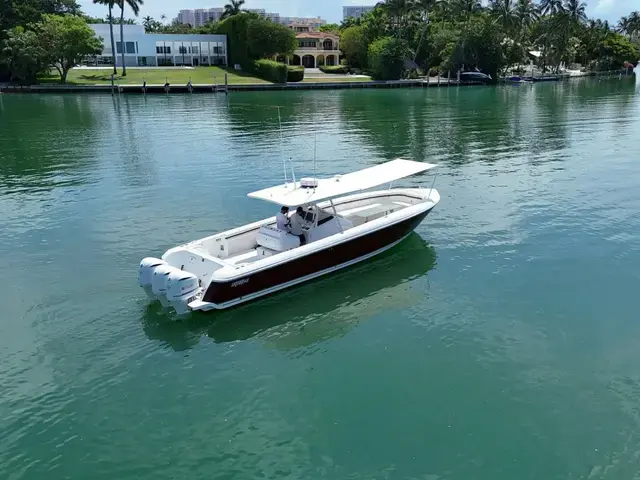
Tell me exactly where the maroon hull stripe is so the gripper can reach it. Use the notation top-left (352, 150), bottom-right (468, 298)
top-left (203, 209), bottom-right (432, 305)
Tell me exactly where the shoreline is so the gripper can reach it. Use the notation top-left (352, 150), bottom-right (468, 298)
top-left (1, 70), bottom-right (633, 94)
top-left (0, 79), bottom-right (475, 94)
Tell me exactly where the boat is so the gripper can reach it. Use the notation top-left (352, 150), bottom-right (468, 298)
top-left (503, 75), bottom-right (532, 84)
top-left (138, 158), bottom-right (440, 315)
top-left (459, 71), bottom-right (492, 83)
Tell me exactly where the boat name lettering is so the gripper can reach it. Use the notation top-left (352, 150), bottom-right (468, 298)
top-left (231, 278), bottom-right (250, 288)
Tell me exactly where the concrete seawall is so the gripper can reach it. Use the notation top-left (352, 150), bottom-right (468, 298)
top-left (1, 79), bottom-right (481, 94)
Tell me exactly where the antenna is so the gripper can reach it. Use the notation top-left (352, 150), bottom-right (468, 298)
top-left (290, 157), bottom-right (297, 187)
top-left (277, 106), bottom-right (287, 185)
top-left (313, 130), bottom-right (317, 183)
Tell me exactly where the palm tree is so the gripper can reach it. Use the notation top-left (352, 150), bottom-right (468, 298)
top-left (564, 0), bottom-right (587, 26)
top-left (378, 0), bottom-right (415, 37)
top-left (413, 0), bottom-right (436, 61)
top-left (490, 0), bottom-right (518, 35)
top-left (515, 0), bottom-right (539, 34)
top-left (93, 0), bottom-right (118, 75)
top-left (453, 0), bottom-right (482, 20)
top-left (142, 15), bottom-right (153, 31)
top-left (539, 0), bottom-right (563, 16)
top-left (627, 11), bottom-right (640, 38)
top-left (221, 0), bottom-right (246, 19)
top-left (617, 15), bottom-right (630, 35)
top-left (160, 14), bottom-right (167, 23)
top-left (118, 0), bottom-right (143, 77)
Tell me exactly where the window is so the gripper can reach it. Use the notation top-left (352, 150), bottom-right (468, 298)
top-left (164, 46), bottom-right (171, 54)
top-left (179, 46), bottom-right (187, 54)
top-left (298, 40), bottom-right (316, 48)
top-left (192, 46), bottom-right (199, 54)
top-left (117, 41), bottom-right (136, 54)
top-left (156, 46), bottom-right (163, 54)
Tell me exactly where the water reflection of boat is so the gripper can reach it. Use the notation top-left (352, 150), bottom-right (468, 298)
top-left (141, 233), bottom-right (437, 351)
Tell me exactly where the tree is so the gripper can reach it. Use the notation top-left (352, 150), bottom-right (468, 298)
top-left (368, 36), bottom-right (410, 79)
top-left (319, 23), bottom-right (340, 33)
top-left (222, 0), bottom-right (246, 19)
top-left (378, 0), bottom-right (414, 37)
top-left (598, 32), bottom-right (639, 69)
top-left (565, 0), bottom-right (587, 26)
top-left (1, 0), bottom-right (81, 80)
top-left (246, 17), bottom-right (296, 58)
top-left (118, 0), bottom-right (143, 76)
top-left (618, 11), bottom-right (640, 38)
top-left (37, 14), bottom-right (103, 83)
top-left (341, 25), bottom-right (369, 68)
top-left (0, 26), bottom-right (47, 83)
top-left (92, 0), bottom-right (117, 74)
top-left (450, 13), bottom-right (505, 79)
top-left (514, 0), bottom-right (539, 36)
top-left (413, 0), bottom-right (436, 62)
top-left (539, 0), bottom-right (563, 16)
top-left (490, 0), bottom-right (518, 35)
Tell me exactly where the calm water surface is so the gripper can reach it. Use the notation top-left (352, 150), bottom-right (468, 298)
top-left (1, 79), bottom-right (640, 479)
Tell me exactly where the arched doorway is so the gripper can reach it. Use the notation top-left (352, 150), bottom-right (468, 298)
top-left (323, 39), bottom-right (334, 51)
top-left (316, 55), bottom-right (325, 67)
top-left (326, 55), bottom-right (336, 66)
top-left (291, 55), bottom-right (301, 66)
top-left (302, 55), bottom-right (315, 68)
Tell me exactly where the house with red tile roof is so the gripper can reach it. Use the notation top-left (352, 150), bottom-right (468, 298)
top-left (275, 30), bottom-right (341, 68)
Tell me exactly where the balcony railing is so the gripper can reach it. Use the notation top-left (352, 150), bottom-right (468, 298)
top-left (296, 46), bottom-right (341, 52)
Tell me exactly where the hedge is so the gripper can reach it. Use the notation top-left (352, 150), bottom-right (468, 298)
top-left (319, 65), bottom-right (348, 74)
top-left (252, 59), bottom-right (287, 83)
top-left (214, 14), bottom-right (252, 68)
top-left (287, 66), bottom-right (305, 82)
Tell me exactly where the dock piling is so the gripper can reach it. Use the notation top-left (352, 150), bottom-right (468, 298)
top-left (224, 73), bottom-right (228, 95)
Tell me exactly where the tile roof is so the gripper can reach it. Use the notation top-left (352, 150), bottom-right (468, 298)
top-left (296, 32), bottom-right (339, 39)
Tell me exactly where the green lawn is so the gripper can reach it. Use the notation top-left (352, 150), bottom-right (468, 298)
top-left (39, 66), bottom-right (268, 85)
top-left (37, 66), bottom-right (372, 86)
top-left (302, 76), bottom-right (372, 83)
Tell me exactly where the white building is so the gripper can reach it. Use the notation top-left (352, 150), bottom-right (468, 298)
top-left (279, 16), bottom-right (326, 29)
top-left (343, 5), bottom-right (375, 20)
top-left (174, 8), bottom-right (324, 29)
top-left (176, 8), bottom-right (281, 27)
top-left (88, 24), bottom-right (228, 67)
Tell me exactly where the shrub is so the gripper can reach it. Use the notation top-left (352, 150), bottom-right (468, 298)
top-left (252, 59), bottom-right (287, 83)
top-left (367, 37), bottom-right (409, 80)
top-left (319, 65), bottom-right (348, 74)
top-left (287, 65), bottom-right (305, 82)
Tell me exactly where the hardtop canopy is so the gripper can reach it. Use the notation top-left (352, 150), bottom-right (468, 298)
top-left (248, 158), bottom-right (437, 207)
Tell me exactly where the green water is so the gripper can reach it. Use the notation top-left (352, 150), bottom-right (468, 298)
top-left (1, 79), bottom-right (640, 479)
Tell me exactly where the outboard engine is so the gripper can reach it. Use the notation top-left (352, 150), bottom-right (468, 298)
top-left (151, 264), bottom-right (176, 308)
top-left (166, 270), bottom-right (200, 316)
top-left (139, 257), bottom-right (167, 301)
